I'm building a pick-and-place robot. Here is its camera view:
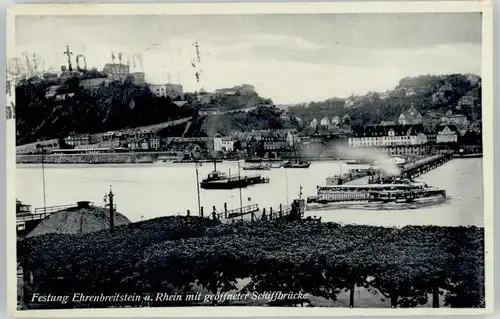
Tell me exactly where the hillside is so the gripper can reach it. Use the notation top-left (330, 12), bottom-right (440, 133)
top-left (200, 105), bottom-right (301, 136)
top-left (15, 76), bottom-right (195, 145)
top-left (204, 92), bottom-right (272, 111)
top-left (287, 74), bottom-right (482, 127)
top-left (15, 75), bottom-right (279, 144)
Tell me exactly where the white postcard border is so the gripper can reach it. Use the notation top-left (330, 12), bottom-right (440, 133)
top-left (6, 1), bottom-right (494, 317)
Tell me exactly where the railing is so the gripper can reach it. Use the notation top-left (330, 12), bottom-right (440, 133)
top-left (33, 202), bottom-right (95, 214)
top-left (227, 204), bottom-right (259, 218)
top-left (402, 154), bottom-right (445, 171)
top-left (268, 206), bottom-right (292, 219)
top-left (226, 174), bottom-right (262, 182)
top-left (16, 212), bottom-right (49, 223)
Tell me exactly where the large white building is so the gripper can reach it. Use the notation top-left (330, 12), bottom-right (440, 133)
top-left (348, 124), bottom-right (427, 148)
top-left (436, 125), bottom-right (458, 144)
top-left (213, 135), bottom-right (235, 152)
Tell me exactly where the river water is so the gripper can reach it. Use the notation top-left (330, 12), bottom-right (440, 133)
top-left (16, 158), bottom-right (483, 227)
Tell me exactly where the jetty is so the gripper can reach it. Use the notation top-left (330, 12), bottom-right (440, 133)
top-left (344, 153), bottom-right (454, 185)
top-left (187, 196), bottom-right (311, 223)
top-left (400, 154), bottom-right (453, 179)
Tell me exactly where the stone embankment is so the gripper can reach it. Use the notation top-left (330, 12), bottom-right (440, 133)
top-left (16, 152), bottom-right (157, 164)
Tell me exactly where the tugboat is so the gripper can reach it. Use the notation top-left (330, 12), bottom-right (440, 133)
top-left (200, 160), bottom-right (270, 189)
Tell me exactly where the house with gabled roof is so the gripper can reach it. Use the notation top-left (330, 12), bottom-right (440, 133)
top-left (398, 104), bottom-right (423, 125)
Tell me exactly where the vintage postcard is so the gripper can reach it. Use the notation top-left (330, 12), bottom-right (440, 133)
top-left (7, 1), bottom-right (493, 317)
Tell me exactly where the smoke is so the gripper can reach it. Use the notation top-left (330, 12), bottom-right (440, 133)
top-left (335, 145), bottom-right (401, 176)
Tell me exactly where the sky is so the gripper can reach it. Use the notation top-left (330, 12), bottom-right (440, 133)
top-left (14, 13), bottom-right (482, 104)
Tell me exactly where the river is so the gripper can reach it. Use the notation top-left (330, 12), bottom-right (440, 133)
top-left (16, 158), bottom-right (483, 227)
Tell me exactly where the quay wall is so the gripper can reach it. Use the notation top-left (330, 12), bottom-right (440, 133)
top-left (17, 153), bottom-right (350, 164)
top-left (16, 153), bottom-right (159, 164)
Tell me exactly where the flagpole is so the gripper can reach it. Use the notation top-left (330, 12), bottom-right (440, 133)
top-left (285, 168), bottom-right (289, 206)
top-left (238, 158), bottom-right (243, 219)
top-left (42, 147), bottom-right (46, 214)
top-left (195, 161), bottom-right (201, 216)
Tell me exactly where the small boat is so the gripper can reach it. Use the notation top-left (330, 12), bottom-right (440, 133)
top-left (270, 162), bottom-right (284, 168)
top-left (242, 163), bottom-right (271, 171)
top-left (283, 143), bottom-right (310, 168)
top-left (173, 158), bottom-right (222, 164)
top-left (282, 160), bottom-right (311, 168)
top-left (245, 157), bottom-right (283, 163)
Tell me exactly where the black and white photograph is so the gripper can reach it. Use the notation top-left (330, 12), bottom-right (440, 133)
top-left (7, 2), bottom-right (493, 316)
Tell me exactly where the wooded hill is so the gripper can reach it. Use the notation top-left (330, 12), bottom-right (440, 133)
top-left (287, 74), bottom-right (482, 128)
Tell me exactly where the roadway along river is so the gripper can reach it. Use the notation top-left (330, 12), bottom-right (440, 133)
top-left (16, 158), bottom-right (483, 227)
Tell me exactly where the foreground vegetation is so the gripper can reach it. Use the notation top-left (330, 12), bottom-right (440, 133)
top-left (18, 216), bottom-right (485, 309)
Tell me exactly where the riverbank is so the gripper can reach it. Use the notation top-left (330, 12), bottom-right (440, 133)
top-left (15, 153), bottom-right (423, 165)
top-left (16, 153), bottom-right (351, 164)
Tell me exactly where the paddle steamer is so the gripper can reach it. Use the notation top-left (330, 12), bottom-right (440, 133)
top-left (306, 179), bottom-right (446, 210)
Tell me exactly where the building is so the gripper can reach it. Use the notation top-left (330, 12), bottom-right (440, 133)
top-left (262, 137), bottom-right (286, 151)
top-left (215, 87), bottom-right (240, 96)
top-left (129, 72), bottom-right (146, 85)
top-left (80, 77), bottom-right (112, 89)
top-left (240, 84), bottom-right (256, 94)
top-left (348, 124), bottom-right (427, 148)
top-left (441, 113), bottom-right (469, 129)
top-left (398, 104), bottom-right (422, 125)
top-left (213, 135), bottom-right (234, 152)
top-left (469, 121), bottom-right (482, 133)
top-left (320, 117), bottom-right (330, 128)
top-left (331, 116), bottom-right (341, 126)
top-left (379, 92), bottom-right (390, 100)
top-left (380, 120), bottom-right (396, 126)
top-left (436, 125), bottom-right (458, 144)
top-left (197, 92), bottom-right (216, 104)
top-left (64, 134), bottom-right (92, 147)
top-left (348, 124), bottom-right (428, 156)
top-left (149, 84), bottom-right (184, 98)
top-left (286, 131), bottom-right (298, 147)
top-left (309, 118), bottom-right (318, 129)
top-left (103, 63), bottom-right (130, 82)
top-left (457, 95), bottom-right (475, 110)
top-left (405, 88), bottom-right (417, 97)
